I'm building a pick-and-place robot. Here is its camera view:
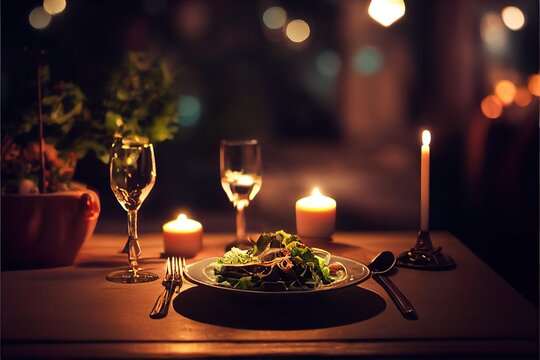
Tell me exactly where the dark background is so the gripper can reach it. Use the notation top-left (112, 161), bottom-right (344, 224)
top-left (2, 0), bottom-right (538, 304)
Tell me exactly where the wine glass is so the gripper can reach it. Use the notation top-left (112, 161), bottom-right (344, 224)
top-left (107, 138), bottom-right (158, 283)
top-left (220, 140), bottom-right (262, 250)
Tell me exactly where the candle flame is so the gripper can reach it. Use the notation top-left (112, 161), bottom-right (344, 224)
top-left (177, 213), bottom-right (187, 221)
top-left (312, 187), bottom-right (322, 196)
top-left (422, 130), bottom-right (431, 146)
top-left (164, 213), bottom-right (202, 232)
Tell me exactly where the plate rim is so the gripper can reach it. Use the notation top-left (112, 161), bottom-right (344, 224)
top-left (184, 255), bottom-right (371, 295)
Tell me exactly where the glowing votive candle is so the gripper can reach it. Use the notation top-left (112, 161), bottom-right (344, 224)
top-left (162, 214), bottom-right (203, 258)
top-left (296, 188), bottom-right (336, 239)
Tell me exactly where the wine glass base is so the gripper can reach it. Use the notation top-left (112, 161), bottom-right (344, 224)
top-left (225, 239), bottom-right (254, 251)
top-left (106, 269), bottom-right (159, 284)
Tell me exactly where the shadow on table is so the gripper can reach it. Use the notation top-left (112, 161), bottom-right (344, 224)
top-left (76, 257), bottom-right (164, 269)
top-left (173, 285), bottom-right (385, 330)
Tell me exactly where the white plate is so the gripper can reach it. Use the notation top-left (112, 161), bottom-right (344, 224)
top-left (184, 255), bottom-right (371, 296)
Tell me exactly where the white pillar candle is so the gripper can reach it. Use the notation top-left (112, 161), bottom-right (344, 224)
top-left (163, 214), bottom-right (203, 258)
top-left (295, 188), bottom-right (336, 239)
top-left (420, 130), bottom-right (431, 231)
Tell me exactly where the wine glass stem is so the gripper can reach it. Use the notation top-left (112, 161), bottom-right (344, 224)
top-left (127, 210), bottom-right (140, 275)
top-left (235, 204), bottom-right (246, 241)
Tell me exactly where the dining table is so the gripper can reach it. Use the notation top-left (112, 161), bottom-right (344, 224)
top-left (1, 231), bottom-right (538, 359)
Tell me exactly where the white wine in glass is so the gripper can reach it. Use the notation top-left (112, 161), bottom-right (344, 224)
top-left (220, 140), bottom-right (262, 250)
top-left (107, 138), bottom-right (158, 283)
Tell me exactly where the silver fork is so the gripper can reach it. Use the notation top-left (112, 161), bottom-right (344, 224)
top-left (181, 257), bottom-right (188, 278)
top-left (149, 257), bottom-right (183, 319)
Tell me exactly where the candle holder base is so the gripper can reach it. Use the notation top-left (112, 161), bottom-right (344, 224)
top-left (396, 230), bottom-right (456, 270)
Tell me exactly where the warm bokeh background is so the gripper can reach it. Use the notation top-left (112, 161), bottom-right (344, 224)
top-left (2, 0), bottom-right (538, 303)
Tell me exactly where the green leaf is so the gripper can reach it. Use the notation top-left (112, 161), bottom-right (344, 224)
top-left (116, 88), bottom-right (129, 101)
top-left (42, 95), bottom-right (61, 106)
top-left (105, 111), bottom-right (122, 132)
top-left (55, 101), bottom-right (83, 124)
top-left (98, 152), bottom-right (109, 163)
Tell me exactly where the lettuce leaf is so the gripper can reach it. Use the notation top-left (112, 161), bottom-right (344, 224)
top-left (214, 230), bottom-right (343, 291)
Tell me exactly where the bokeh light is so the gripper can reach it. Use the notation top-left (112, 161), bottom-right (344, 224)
top-left (514, 87), bottom-right (532, 107)
top-left (29, 7), bottom-right (52, 30)
top-left (177, 96), bottom-right (202, 126)
top-left (481, 95), bottom-right (503, 119)
top-left (528, 74), bottom-right (540, 96)
top-left (262, 6), bottom-right (287, 30)
top-left (43, 0), bottom-right (66, 15)
top-left (353, 46), bottom-right (384, 76)
top-left (480, 12), bottom-right (508, 55)
top-left (316, 51), bottom-right (342, 77)
top-left (494, 80), bottom-right (516, 105)
top-left (173, 1), bottom-right (209, 40)
top-left (368, 0), bottom-right (406, 27)
top-left (285, 19), bottom-right (310, 43)
top-left (501, 6), bottom-right (525, 31)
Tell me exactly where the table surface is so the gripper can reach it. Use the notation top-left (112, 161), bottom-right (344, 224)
top-left (2, 232), bottom-right (538, 359)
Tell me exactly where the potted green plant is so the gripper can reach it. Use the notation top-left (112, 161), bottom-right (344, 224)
top-left (1, 51), bottom-right (179, 269)
top-left (103, 51), bottom-right (180, 146)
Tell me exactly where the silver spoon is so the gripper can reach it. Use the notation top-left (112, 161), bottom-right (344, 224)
top-left (368, 251), bottom-right (417, 319)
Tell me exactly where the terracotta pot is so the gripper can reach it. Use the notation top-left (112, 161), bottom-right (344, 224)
top-left (1, 189), bottom-right (100, 269)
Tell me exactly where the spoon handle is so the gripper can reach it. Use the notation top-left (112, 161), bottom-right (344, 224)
top-left (373, 274), bottom-right (417, 319)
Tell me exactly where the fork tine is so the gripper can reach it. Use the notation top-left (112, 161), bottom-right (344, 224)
top-left (178, 257), bottom-right (184, 276)
top-left (172, 257), bottom-right (177, 279)
top-left (178, 257), bottom-right (183, 277)
top-left (171, 257), bottom-right (176, 279)
top-left (150, 257), bottom-right (182, 319)
top-left (181, 257), bottom-right (187, 274)
top-left (176, 257), bottom-right (182, 277)
top-left (166, 258), bottom-right (171, 278)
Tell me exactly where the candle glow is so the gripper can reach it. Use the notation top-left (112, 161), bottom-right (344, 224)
top-left (163, 213), bottom-right (201, 232)
top-left (296, 187), bottom-right (336, 238)
top-left (422, 130), bottom-right (431, 146)
top-left (162, 213), bottom-right (203, 257)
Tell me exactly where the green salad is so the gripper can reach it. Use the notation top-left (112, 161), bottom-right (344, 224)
top-left (213, 230), bottom-right (346, 291)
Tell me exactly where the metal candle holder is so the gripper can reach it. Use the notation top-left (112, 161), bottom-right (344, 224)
top-left (396, 230), bottom-right (456, 270)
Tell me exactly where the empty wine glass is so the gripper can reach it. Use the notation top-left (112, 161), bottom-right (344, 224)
top-left (107, 138), bottom-right (158, 283)
top-left (220, 140), bottom-right (262, 250)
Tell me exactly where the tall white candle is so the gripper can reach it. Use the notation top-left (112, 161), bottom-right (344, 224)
top-left (420, 130), bottom-right (431, 231)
